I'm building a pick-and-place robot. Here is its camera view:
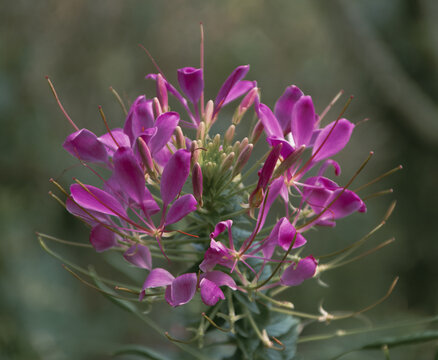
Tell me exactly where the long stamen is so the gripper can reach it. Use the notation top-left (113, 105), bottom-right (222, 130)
top-left (98, 105), bottom-right (120, 148)
top-left (138, 44), bottom-right (165, 77)
top-left (200, 22), bottom-right (205, 117)
top-left (354, 165), bottom-right (403, 192)
top-left (109, 86), bottom-right (128, 116)
top-left (317, 89), bottom-right (344, 125)
top-left (46, 76), bottom-right (79, 131)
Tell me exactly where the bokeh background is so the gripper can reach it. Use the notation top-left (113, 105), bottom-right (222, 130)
top-left (1, 1), bottom-right (437, 359)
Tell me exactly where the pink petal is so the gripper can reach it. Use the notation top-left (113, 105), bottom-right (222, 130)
top-left (291, 96), bottom-right (316, 147)
top-left (326, 188), bottom-right (366, 220)
top-left (123, 244), bottom-right (152, 269)
top-left (256, 103), bottom-right (283, 138)
top-left (70, 184), bottom-right (127, 218)
top-left (222, 80), bottom-right (255, 106)
top-left (275, 218), bottom-right (307, 250)
top-left (210, 220), bottom-right (233, 239)
top-left (160, 149), bottom-right (191, 207)
top-left (199, 278), bottom-right (225, 306)
top-left (274, 85), bottom-right (303, 133)
top-left (123, 95), bottom-right (155, 144)
top-left (164, 194), bottom-right (197, 226)
top-left (169, 273), bottom-right (197, 307)
top-left (215, 65), bottom-right (250, 109)
top-left (90, 224), bottom-right (118, 252)
top-left (177, 67), bottom-right (204, 104)
top-left (148, 112), bottom-right (180, 155)
top-left (97, 129), bottom-right (131, 157)
top-left (143, 268), bottom-right (174, 289)
top-left (281, 256), bottom-right (317, 286)
top-left (202, 270), bottom-right (237, 290)
top-left (312, 119), bottom-right (355, 162)
top-left (63, 129), bottom-right (108, 163)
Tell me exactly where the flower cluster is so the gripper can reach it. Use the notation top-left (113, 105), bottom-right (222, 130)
top-left (56, 60), bottom-right (368, 312)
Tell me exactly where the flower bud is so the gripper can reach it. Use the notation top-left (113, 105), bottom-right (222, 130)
top-left (174, 126), bottom-right (186, 149)
top-left (232, 144), bottom-right (253, 178)
top-left (212, 134), bottom-right (221, 150)
top-left (224, 125), bottom-right (235, 146)
top-left (153, 97), bottom-right (162, 117)
top-left (239, 137), bottom-right (249, 153)
top-left (136, 137), bottom-right (156, 180)
top-left (204, 100), bottom-right (214, 128)
top-left (272, 145), bottom-right (306, 179)
top-left (257, 143), bottom-right (282, 190)
top-left (190, 141), bottom-right (199, 169)
top-left (250, 121), bottom-right (264, 145)
top-left (232, 141), bottom-right (241, 157)
top-left (197, 121), bottom-right (206, 141)
top-left (220, 152), bottom-right (235, 174)
top-left (156, 73), bottom-right (168, 112)
top-left (192, 162), bottom-right (203, 206)
top-left (234, 87), bottom-right (258, 124)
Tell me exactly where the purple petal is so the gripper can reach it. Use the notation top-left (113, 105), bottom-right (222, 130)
top-left (66, 198), bottom-right (107, 225)
top-left (256, 103), bottom-right (283, 138)
top-left (291, 96), bottom-right (316, 147)
top-left (160, 149), bottom-right (191, 207)
top-left (148, 112), bottom-right (180, 155)
top-left (164, 194), bottom-right (197, 226)
top-left (274, 85), bottom-right (303, 133)
top-left (123, 95), bottom-right (155, 144)
top-left (318, 159), bottom-right (341, 177)
top-left (210, 220), bottom-right (233, 239)
top-left (223, 80), bottom-right (255, 106)
top-left (312, 119), bottom-right (355, 162)
top-left (98, 129), bottom-right (131, 157)
top-left (326, 188), bottom-right (366, 220)
top-left (167, 273), bottom-right (197, 307)
top-left (281, 256), bottom-right (317, 286)
top-left (177, 67), bottom-right (204, 104)
top-left (273, 218), bottom-right (307, 250)
top-left (90, 224), bottom-right (118, 252)
top-left (123, 244), bottom-right (152, 269)
top-left (70, 183), bottom-right (127, 218)
top-left (199, 240), bottom-right (231, 272)
top-left (266, 136), bottom-right (295, 158)
top-left (257, 143), bottom-right (282, 190)
top-left (63, 129), bottom-right (108, 163)
top-left (143, 268), bottom-right (174, 289)
top-left (215, 65), bottom-right (250, 110)
top-left (202, 270), bottom-right (237, 290)
top-left (199, 278), bottom-right (225, 306)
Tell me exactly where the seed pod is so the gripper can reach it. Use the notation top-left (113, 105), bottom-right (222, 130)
top-left (156, 73), bottom-right (168, 112)
top-left (232, 144), bottom-right (253, 178)
top-left (250, 120), bottom-right (264, 145)
top-left (137, 137), bottom-right (156, 180)
top-left (192, 162), bottom-right (203, 206)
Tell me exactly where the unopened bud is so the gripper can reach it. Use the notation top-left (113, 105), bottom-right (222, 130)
top-left (192, 162), bottom-right (203, 206)
top-left (239, 137), bottom-right (249, 153)
top-left (220, 152), bottom-right (235, 174)
top-left (272, 145), bottom-right (306, 179)
top-left (249, 186), bottom-right (264, 208)
top-left (213, 134), bottom-right (221, 149)
top-left (204, 100), bottom-right (214, 128)
top-left (174, 126), bottom-right (185, 149)
top-left (250, 121), bottom-right (264, 145)
top-left (197, 121), bottom-right (206, 141)
top-left (137, 137), bottom-right (156, 180)
top-left (232, 144), bottom-right (253, 178)
top-left (234, 87), bottom-right (258, 124)
top-left (232, 141), bottom-right (241, 157)
top-left (156, 73), bottom-right (168, 112)
top-left (153, 97), bottom-right (162, 117)
top-left (224, 125), bottom-right (235, 146)
top-left (258, 143), bottom-right (282, 190)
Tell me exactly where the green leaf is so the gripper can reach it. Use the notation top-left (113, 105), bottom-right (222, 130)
top-left (234, 292), bottom-right (260, 315)
top-left (112, 345), bottom-right (169, 360)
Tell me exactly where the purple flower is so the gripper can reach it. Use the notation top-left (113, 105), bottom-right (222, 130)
top-left (281, 256), bottom-right (317, 286)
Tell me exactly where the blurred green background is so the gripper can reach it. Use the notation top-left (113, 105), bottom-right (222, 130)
top-left (1, 0), bottom-right (437, 359)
